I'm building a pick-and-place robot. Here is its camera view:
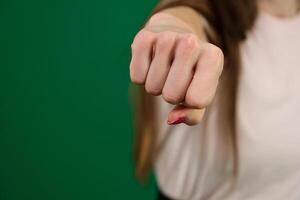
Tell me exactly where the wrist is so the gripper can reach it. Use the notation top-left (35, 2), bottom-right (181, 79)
top-left (146, 12), bottom-right (195, 33)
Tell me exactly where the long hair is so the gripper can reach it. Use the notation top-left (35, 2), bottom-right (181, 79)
top-left (133, 0), bottom-right (258, 182)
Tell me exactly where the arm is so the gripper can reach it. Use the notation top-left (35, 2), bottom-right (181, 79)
top-left (130, 6), bottom-right (224, 125)
top-left (147, 6), bottom-right (209, 41)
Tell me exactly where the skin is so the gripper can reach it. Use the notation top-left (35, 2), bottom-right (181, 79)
top-left (260, 0), bottom-right (300, 17)
top-left (130, 0), bottom-right (299, 126)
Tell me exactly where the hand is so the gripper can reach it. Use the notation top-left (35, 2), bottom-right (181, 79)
top-left (130, 18), bottom-right (224, 126)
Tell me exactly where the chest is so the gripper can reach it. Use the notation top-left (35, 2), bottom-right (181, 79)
top-left (237, 15), bottom-right (300, 176)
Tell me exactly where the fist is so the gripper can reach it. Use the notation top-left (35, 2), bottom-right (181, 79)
top-left (130, 28), bottom-right (224, 125)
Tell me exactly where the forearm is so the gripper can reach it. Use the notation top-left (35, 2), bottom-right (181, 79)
top-left (146, 6), bottom-right (209, 41)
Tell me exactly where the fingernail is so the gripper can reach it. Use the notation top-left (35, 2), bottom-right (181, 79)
top-left (167, 117), bottom-right (186, 125)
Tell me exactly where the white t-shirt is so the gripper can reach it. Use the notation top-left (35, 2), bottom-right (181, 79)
top-left (154, 11), bottom-right (300, 200)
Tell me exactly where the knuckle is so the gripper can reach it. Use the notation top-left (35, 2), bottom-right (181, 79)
top-left (205, 44), bottom-right (224, 61)
top-left (186, 92), bottom-right (211, 108)
top-left (131, 77), bottom-right (144, 85)
top-left (156, 31), bottom-right (175, 50)
top-left (131, 40), bottom-right (146, 52)
top-left (203, 44), bottom-right (224, 75)
top-left (178, 33), bottom-right (199, 55)
top-left (130, 73), bottom-right (144, 85)
top-left (145, 82), bottom-right (162, 96)
top-left (162, 89), bottom-right (182, 104)
top-left (130, 66), bottom-right (145, 84)
top-left (131, 30), bottom-right (153, 51)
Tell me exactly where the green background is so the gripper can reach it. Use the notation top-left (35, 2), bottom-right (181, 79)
top-left (0, 0), bottom-right (157, 199)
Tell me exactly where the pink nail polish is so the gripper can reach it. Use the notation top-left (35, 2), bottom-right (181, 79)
top-left (167, 117), bottom-right (186, 125)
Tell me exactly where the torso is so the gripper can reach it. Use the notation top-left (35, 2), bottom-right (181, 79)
top-left (155, 11), bottom-right (300, 200)
top-left (236, 11), bottom-right (300, 199)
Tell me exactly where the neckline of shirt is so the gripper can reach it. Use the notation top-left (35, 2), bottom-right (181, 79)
top-left (258, 10), bottom-right (300, 27)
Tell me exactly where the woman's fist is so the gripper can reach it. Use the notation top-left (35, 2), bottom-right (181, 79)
top-left (130, 22), bottom-right (224, 125)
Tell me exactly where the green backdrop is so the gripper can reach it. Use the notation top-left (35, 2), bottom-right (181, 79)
top-left (0, 0), bottom-right (157, 199)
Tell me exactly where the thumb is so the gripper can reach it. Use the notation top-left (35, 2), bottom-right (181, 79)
top-left (167, 104), bottom-right (206, 126)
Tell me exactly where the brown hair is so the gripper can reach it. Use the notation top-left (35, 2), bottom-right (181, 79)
top-left (133, 0), bottom-right (258, 183)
